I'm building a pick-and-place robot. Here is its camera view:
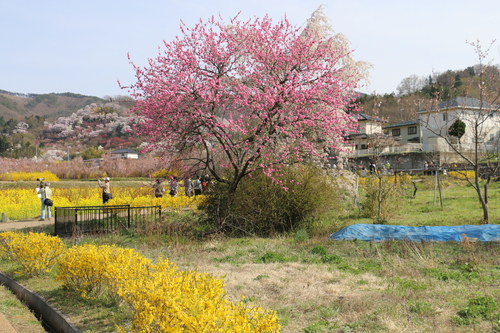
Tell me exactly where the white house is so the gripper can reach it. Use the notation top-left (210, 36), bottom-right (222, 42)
top-left (346, 113), bottom-right (387, 150)
top-left (339, 113), bottom-right (402, 158)
top-left (383, 119), bottom-right (421, 145)
top-left (110, 148), bottom-right (140, 159)
top-left (418, 97), bottom-right (500, 153)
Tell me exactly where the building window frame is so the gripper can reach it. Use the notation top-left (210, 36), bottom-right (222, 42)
top-left (408, 126), bottom-right (417, 135)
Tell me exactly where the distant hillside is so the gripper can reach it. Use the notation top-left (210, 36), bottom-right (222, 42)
top-left (358, 64), bottom-right (500, 123)
top-left (0, 90), bottom-right (105, 120)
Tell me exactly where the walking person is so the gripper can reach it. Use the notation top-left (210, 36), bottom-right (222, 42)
top-left (153, 179), bottom-right (164, 198)
top-left (37, 182), bottom-right (53, 221)
top-left (97, 177), bottom-right (111, 204)
top-left (369, 162), bottom-right (376, 175)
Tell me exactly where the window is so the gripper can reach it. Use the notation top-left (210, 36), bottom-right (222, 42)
top-left (391, 128), bottom-right (401, 136)
top-left (407, 126), bottom-right (417, 135)
top-left (360, 144), bottom-right (367, 149)
top-left (443, 113), bottom-right (448, 122)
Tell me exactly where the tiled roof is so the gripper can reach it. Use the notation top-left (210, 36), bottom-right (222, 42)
top-left (419, 97), bottom-right (499, 112)
top-left (351, 113), bottom-right (386, 122)
top-left (383, 119), bottom-right (420, 129)
top-left (111, 148), bottom-right (139, 154)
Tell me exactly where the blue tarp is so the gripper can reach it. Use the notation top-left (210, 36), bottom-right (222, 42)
top-left (329, 224), bottom-right (500, 242)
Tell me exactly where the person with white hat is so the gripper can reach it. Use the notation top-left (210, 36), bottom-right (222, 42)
top-left (97, 177), bottom-right (111, 204)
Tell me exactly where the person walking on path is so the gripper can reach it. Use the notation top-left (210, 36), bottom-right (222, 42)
top-left (37, 182), bottom-right (52, 221)
top-left (97, 177), bottom-right (111, 204)
top-left (153, 179), bottom-right (165, 198)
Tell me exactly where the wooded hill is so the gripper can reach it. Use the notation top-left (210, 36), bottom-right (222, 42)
top-left (359, 64), bottom-right (500, 123)
top-left (0, 90), bottom-right (106, 120)
top-left (2, 64), bottom-right (499, 125)
top-left (0, 63), bottom-right (498, 159)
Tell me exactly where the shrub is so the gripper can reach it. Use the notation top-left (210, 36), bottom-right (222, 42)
top-left (0, 231), bottom-right (65, 277)
top-left (200, 164), bottom-right (344, 236)
top-left (0, 170), bottom-right (59, 182)
top-left (116, 258), bottom-right (281, 332)
top-left (55, 244), bottom-right (281, 332)
top-left (360, 174), bottom-right (409, 223)
top-left (448, 170), bottom-right (476, 180)
top-left (56, 244), bottom-right (152, 299)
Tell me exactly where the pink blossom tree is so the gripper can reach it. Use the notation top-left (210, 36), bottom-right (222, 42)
top-left (125, 11), bottom-right (366, 196)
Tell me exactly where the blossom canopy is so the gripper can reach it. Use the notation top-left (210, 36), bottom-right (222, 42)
top-left (126, 13), bottom-right (363, 193)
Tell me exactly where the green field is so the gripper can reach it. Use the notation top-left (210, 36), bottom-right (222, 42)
top-left (1, 175), bottom-right (500, 332)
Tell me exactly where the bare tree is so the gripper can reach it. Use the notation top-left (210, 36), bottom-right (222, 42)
top-left (420, 40), bottom-right (500, 223)
top-left (361, 134), bottom-right (402, 223)
top-left (397, 75), bottom-right (425, 96)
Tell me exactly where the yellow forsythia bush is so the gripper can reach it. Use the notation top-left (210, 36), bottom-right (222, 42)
top-left (2, 186), bottom-right (205, 220)
top-left (358, 173), bottom-right (412, 186)
top-left (56, 244), bottom-right (280, 332)
top-left (0, 170), bottom-right (59, 182)
top-left (57, 244), bottom-right (152, 299)
top-left (116, 258), bottom-right (281, 333)
top-left (448, 170), bottom-right (476, 180)
top-left (0, 232), bottom-right (65, 276)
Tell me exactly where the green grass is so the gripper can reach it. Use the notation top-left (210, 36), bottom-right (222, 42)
top-left (2, 176), bottom-right (500, 332)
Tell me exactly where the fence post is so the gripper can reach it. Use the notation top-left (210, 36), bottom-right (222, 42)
top-left (54, 208), bottom-right (57, 235)
top-left (127, 206), bottom-right (131, 228)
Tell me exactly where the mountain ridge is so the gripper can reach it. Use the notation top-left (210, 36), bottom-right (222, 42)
top-left (0, 90), bottom-right (106, 121)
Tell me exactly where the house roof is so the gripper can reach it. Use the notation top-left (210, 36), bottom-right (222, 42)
top-left (351, 113), bottom-right (386, 123)
top-left (383, 119), bottom-right (420, 129)
top-left (347, 132), bottom-right (392, 140)
top-left (111, 148), bottom-right (139, 154)
top-left (418, 97), bottom-right (499, 113)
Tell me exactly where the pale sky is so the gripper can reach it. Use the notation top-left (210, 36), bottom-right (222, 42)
top-left (2, 0), bottom-right (499, 98)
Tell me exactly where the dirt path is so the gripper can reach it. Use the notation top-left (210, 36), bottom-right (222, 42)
top-left (0, 312), bottom-right (17, 333)
top-left (0, 219), bottom-right (54, 232)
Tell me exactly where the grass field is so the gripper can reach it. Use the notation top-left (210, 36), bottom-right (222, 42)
top-left (1, 175), bottom-right (500, 332)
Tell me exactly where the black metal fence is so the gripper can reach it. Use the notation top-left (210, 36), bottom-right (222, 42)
top-left (54, 205), bottom-right (162, 237)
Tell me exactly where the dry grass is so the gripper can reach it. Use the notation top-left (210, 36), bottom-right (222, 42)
top-left (140, 235), bottom-right (500, 333)
top-left (0, 285), bottom-right (46, 333)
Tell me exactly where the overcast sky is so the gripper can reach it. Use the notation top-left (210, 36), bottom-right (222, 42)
top-left (2, 0), bottom-right (499, 98)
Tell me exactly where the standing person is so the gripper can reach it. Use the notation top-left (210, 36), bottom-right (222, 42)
top-left (184, 177), bottom-right (193, 197)
top-left (369, 162), bottom-right (376, 175)
top-left (360, 165), bottom-right (367, 177)
top-left (202, 174), bottom-right (210, 192)
top-left (37, 181), bottom-right (53, 221)
top-left (193, 177), bottom-right (203, 196)
top-left (153, 179), bottom-right (164, 198)
top-left (169, 176), bottom-right (179, 197)
top-left (97, 177), bottom-right (111, 204)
